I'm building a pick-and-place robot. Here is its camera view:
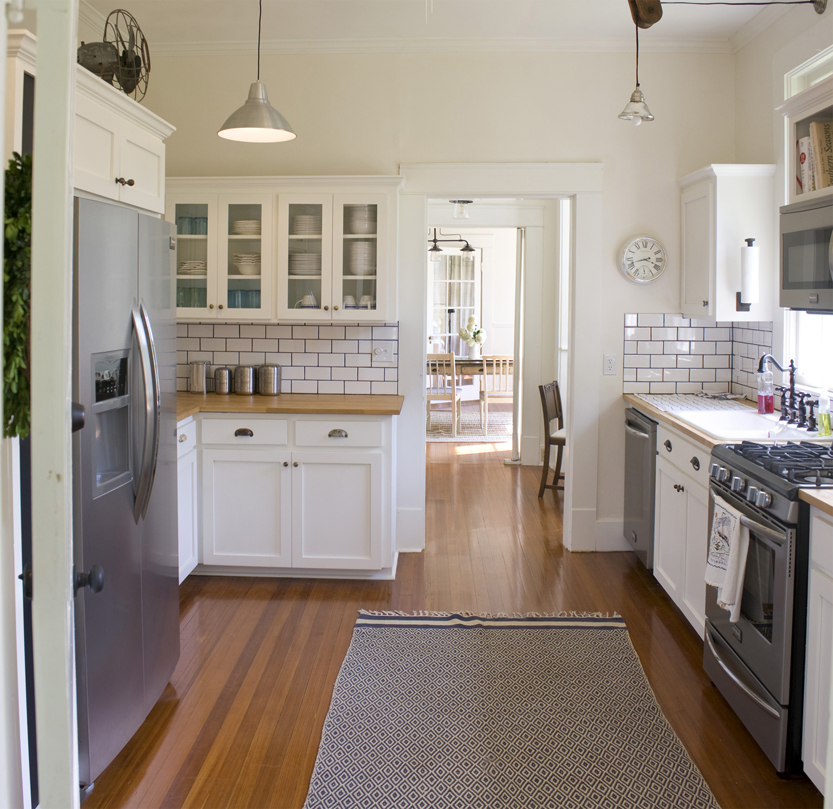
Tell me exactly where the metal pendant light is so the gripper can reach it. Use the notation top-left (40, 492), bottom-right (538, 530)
top-left (218, 0), bottom-right (296, 143)
top-left (619, 24), bottom-right (653, 126)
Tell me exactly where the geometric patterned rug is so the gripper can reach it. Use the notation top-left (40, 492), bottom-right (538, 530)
top-left (304, 612), bottom-right (721, 809)
top-left (426, 410), bottom-right (513, 443)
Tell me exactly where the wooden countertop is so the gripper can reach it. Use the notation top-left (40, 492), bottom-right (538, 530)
top-left (624, 394), bottom-right (833, 517)
top-left (176, 392), bottom-right (404, 422)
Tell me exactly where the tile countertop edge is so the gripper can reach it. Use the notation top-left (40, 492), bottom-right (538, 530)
top-left (176, 392), bottom-right (405, 421)
top-left (623, 394), bottom-right (833, 518)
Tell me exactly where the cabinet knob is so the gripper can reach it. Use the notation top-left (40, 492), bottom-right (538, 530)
top-left (324, 305), bottom-right (329, 311)
top-left (702, 300), bottom-right (709, 308)
top-left (178, 434), bottom-right (187, 443)
top-left (334, 305), bottom-right (339, 310)
top-left (115, 177), bottom-right (135, 187)
top-left (283, 461), bottom-right (289, 467)
top-left (293, 461), bottom-right (299, 467)
top-left (219, 304), bottom-right (224, 310)
top-left (209, 304), bottom-right (215, 309)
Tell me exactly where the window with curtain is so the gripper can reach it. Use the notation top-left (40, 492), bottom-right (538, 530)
top-left (429, 252), bottom-right (479, 356)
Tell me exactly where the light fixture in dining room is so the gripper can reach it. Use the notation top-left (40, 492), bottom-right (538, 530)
top-left (450, 200), bottom-right (472, 220)
top-left (218, 0), bottom-right (296, 143)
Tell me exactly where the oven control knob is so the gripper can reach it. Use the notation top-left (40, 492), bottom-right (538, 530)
top-left (730, 476), bottom-right (747, 493)
top-left (755, 490), bottom-right (772, 509)
top-left (746, 486), bottom-right (759, 503)
top-left (716, 467), bottom-right (730, 483)
top-left (709, 463), bottom-right (721, 479)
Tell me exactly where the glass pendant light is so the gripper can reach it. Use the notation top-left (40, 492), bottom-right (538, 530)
top-left (619, 24), bottom-right (653, 126)
top-left (450, 200), bottom-right (472, 220)
top-left (218, 0), bottom-right (296, 143)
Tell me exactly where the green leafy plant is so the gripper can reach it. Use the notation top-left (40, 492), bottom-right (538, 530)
top-left (3, 152), bottom-right (32, 439)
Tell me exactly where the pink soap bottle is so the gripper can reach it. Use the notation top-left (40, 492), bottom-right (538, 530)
top-left (757, 365), bottom-right (774, 414)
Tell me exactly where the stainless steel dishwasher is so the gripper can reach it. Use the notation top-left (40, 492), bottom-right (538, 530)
top-left (623, 407), bottom-right (657, 569)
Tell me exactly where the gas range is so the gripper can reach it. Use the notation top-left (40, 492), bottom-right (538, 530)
top-left (710, 441), bottom-right (833, 525)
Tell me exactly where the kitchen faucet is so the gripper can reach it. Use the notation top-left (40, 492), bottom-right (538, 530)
top-left (758, 354), bottom-right (800, 423)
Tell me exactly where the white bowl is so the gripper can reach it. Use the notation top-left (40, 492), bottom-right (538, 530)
top-left (349, 221), bottom-right (376, 235)
top-left (234, 263), bottom-right (261, 276)
top-left (348, 265), bottom-right (376, 276)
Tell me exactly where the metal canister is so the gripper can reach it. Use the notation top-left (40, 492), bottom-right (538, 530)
top-left (189, 361), bottom-right (208, 394)
top-left (233, 365), bottom-right (256, 395)
top-left (214, 367), bottom-right (232, 395)
top-left (257, 365), bottom-right (281, 396)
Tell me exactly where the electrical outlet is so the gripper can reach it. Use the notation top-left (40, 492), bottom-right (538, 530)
top-left (603, 355), bottom-right (616, 376)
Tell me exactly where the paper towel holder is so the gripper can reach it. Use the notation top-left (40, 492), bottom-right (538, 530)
top-left (736, 237), bottom-right (759, 313)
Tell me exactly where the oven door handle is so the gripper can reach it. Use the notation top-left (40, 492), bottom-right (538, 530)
top-left (739, 516), bottom-right (786, 546)
top-left (705, 629), bottom-right (780, 720)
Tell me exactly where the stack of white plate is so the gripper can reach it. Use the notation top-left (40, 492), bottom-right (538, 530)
top-left (232, 220), bottom-right (261, 236)
top-left (347, 241), bottom-right (376, 275)
top-left (233, 253), bottom-right (261, 275)
top-left (178, 260), bottom-right (207, 276)
top-left (346, 205), bottom-right (377, 235)
top-left (291, 215), bottom-right (322, 236)
top-left (288, 253), bottom-right (322, 276)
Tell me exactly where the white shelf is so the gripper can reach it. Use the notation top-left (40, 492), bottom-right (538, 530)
top-left (176, 234), bottom-right (207, 240)
top-left (176, 275), bottom-right (207, 280)
top-left (288, 274), bottom-right (323, 279)
top-left (342, 233), bottom-right (378, 239)
top-left (227, 234), bottom-right (262, 240)
top-left (288, 234), bottom-right (323, 239)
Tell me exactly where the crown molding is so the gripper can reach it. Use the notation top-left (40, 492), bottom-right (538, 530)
top-left (7, 29), bottom-right (37, 69)
top-left (151, 36), bottom-right (735, 58)
top-left (729, 5), bottom-right (791, 53)
top-left (78, 0), bottom-right (107, 38)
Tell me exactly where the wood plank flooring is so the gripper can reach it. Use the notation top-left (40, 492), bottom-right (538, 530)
top-left (85, 441), bottom-right (823, 809)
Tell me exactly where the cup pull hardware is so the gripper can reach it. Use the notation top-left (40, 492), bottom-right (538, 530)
top-left (690, 456), bottom-right (700, 471)
top-left (328, 429), bottom-right (348, 438)
top-left (664, 439), bottom-right (672, 452)
top-left (234, 428), bottom-right (254, 438)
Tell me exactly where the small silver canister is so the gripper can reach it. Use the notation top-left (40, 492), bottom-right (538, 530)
top-left (233, 365), bottom-right (256, 395)
top-left (214, 367), bottom-right (232, 395)
top-left (189, 361), bottom-right (208, 394)
top-left (258, 365), bottom-right (281, 396)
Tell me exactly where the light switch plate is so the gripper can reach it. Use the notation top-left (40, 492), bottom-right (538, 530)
top-left (603, 355), bottom-right (616, 375)
top-left (371, 341), bottom-right (396, 366)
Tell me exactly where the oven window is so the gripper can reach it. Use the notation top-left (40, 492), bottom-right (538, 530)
top-left (740, 535), bottom-right (776, 643)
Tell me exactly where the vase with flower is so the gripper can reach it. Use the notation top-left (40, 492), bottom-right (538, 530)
top-left (459, 316), bottom-right (486, 360)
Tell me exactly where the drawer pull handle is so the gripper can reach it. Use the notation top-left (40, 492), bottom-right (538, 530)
top-left (234, 428), bottom-right (254, 438)
top-left (328, 429), bottom-right (348, 438)
top-left (664, 439), bottom-right (672, 452)
top-left (115, 177), bottom-right (135, 187)
top-left (178, 434), bottom-right (187, 443)
top-left (690, 456), bottom-right (700, 471)
top-left (673, 483), bottom-right (686, 493)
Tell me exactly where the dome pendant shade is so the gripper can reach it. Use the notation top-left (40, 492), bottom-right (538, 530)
top-left (619, 87), bottom-right (654, 125)
top-left (218, 81), bottom-right (296, 143)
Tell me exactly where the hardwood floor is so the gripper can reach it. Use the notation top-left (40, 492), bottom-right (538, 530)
top-left (85, 441), bottom-right (823, 809)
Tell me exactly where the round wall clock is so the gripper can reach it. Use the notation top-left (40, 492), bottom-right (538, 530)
top-left (618, 236), bottom-right (667, 284)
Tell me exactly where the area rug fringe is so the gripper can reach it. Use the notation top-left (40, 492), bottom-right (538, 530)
top-left (358, 609), bottom-right (622, 619)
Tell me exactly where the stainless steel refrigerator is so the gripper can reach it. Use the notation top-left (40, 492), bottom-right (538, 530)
top-left (72, 197), bottom-right (180, 790)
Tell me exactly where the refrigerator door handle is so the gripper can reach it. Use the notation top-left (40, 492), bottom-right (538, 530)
top-left (139, 302), bottom-right (161, 519)
top-left (132, 305), bottom-right (156, 522)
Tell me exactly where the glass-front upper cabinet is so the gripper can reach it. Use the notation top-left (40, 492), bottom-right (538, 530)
top-left (169, 195), bottom-right (216, 318)
top-left (220, 195), bottom-right (273, 320)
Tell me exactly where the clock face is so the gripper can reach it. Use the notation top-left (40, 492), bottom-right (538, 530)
top-left (619, 236), bottom-right (667, 284)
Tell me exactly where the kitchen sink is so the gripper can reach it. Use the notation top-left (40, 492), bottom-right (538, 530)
top-left (673, 409), bottom-right (826, 442)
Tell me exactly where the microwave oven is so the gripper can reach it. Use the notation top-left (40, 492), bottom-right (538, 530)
top-left (780, 194), bottom-right (833, 312)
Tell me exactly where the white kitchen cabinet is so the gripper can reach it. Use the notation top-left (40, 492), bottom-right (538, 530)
top-left (177, 419), bottom-right (198, 583)
top-left (653, 425), bottom-right (710, 636)
top-left (803, 507), bottom-right (833, 795)
top-left (166, 193), bottom-right (274, 321)
top-left (677, 164), bottom-right (775, 323)
top-left (75, 66), bottom-right (173, 214)
top-left (291, 451), bottom-right (382, 570)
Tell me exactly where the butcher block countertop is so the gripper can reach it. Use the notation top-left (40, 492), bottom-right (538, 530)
top-left (623, 393), bottom-right (833, 518)
top-left (176, 392), bottom-right (404, 422)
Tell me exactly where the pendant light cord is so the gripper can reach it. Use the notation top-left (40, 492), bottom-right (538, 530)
top-left (635, 25), bottom-right (640, 87)
top-left (663, 1), bottom-right (815, 4)
top-left (257, 0), bottom-right (262, 81)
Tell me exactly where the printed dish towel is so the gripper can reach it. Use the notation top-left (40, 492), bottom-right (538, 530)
top-left (705, 495), bottom-right (750, 622)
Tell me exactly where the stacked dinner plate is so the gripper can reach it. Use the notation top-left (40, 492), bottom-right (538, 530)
top-left (346, 240), bottom-right (376, 276)
top-left (233, 253), bottom-right (261, 275)
top-left (288, 252), bottom-right (322, 276)
top-left (178, 260), bottom-right (207, 276)
top-left (291, 214), bottom-right (322, 236)
top-left (346, 205), bottom-right (377, 235)
top-left (232, 220), bottom-right (261, 236)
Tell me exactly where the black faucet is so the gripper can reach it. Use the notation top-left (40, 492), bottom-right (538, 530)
top-left (758, 354), bottom-right (797, 420)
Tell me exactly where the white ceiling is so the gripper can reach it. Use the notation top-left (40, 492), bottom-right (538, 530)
top-left (80, 0), bottom-right (794, 55)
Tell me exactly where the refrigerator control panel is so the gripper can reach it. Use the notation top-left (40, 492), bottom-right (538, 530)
top-left (94, 356), bottom-right (128, 403)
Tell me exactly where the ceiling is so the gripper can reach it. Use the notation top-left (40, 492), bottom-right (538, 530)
top-left (80, 0), bottom-right (792, 55)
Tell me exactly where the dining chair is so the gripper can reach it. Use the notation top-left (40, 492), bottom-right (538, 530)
top-left (479, 355), bottom-right (514, 433)
top-left (426, 353), bottom-right (463, 437)
top-left (538, 381), bottom-right (565, 497)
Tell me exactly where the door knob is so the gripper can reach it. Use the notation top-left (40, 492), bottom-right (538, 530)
top-left (74, 565), bottom-right (104, 595)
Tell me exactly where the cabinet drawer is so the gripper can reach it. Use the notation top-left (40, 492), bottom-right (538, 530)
top-left (657, 424), bottom-right (710, 489)
top-left (810, 509), bottom-right (833, 579)
top-left (201, 418), bottom-right (288, 446)
top-left (295, 420), bottom-right (382, 448)
top-left (177, 419), bottom-right (197, 457)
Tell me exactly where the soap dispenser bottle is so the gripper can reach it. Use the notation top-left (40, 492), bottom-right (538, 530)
top-left (818, 392), bottom-right (832, 438)
top-left (757, 364), bottom-right (774, 414)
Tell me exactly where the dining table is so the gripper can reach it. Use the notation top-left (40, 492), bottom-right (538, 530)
top-left (426, 356), bottom-right (514, 376)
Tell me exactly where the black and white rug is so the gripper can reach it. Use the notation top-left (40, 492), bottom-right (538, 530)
top-left (304, 612), bottom-right (720, 809)
top-left (426, 410), bottom-right (513, 443)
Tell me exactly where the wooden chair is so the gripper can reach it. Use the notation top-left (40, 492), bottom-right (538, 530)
top-left (426, 353), bottom-right (463, 437)
top-left (538, 381), bottom-right (565, 497)
top-left (479, 355), bottom-right (514, 433)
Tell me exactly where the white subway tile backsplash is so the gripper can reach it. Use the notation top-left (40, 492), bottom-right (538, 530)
top-left (690, 369), bottom-right (716, 382)
top-left (624, 369), bottom-right (636, 382)
top-left (649, 382), bottom-right (676, 394)
top-left (704, 328), bottom-right (731, 340)
top-left (651, 328), bottom-right (677, 341)
top-left (624, 341), bottom-right (637, 354)
top-left (623, 382), bottom-right (650, 394)
top-left (624, 355), bottom-right (651, 368)
top-left (675, 355), bottom-right (703, 369)
top-left (637, 341), bottom-right (664, 354)
top-left (690, 342), bottom-right (716, 355)
top-left (703, 355), bottom-right (730, 369)
top-left (663, 369), bottom-right (689, 383)
top-left (650, 355), bottom-right (677, 368)
top-left (664, 341), bottom-right (689, 355)
top-left (637, 369), bottom-right (662, 382)
top-left (624, 314), bottom-right (637, 327)
top-left (625, 327), bottom-right (651, 341)
top-left (176, 321), bottom-right (399, 394)
top-left (637, 314), bottom-right (664, 327)
top-left (663, 315), bottom-right (690, 328)
top-left (677, 328), bottom-right (703, 341)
